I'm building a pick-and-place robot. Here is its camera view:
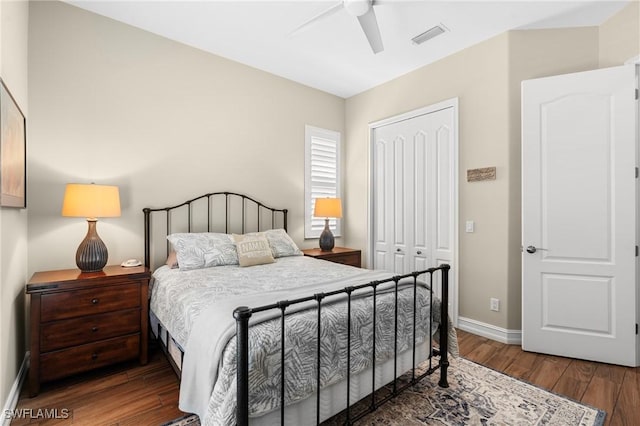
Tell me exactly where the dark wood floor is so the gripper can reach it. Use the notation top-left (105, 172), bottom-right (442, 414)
top-left (14, 342), bottom-right (183, 426)
top-left (14, 330), bottom-right (640, 425)
top-left (457, 330), bottom-right (640, 426)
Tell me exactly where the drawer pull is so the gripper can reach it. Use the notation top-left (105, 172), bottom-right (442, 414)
top-left (91, 353), bottom-right (98, 360)
top-left (91, 326), bottom-right (98, 332)
top-left (91, 298), bottom-right (99, 305)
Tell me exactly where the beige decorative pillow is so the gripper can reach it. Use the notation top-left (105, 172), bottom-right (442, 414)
top-left (232, 233), bottom-right (275, 267)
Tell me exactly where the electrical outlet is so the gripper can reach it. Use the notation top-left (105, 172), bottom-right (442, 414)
top-left (490, 298), bottom-right (500, 312)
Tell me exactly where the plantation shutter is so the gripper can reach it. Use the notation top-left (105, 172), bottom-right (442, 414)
top-left (305, 126), bottom-right (341, 239)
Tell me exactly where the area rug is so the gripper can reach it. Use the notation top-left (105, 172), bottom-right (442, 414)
top-left (162, 357), bottom-right (605, 425)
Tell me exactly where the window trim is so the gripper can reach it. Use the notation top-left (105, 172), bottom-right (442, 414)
top-left (304, 125), bottom-right (342, 239)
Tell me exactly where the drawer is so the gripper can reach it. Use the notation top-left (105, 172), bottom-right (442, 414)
top-left (324, 253), bottom-right (361, 267)
top-left (40, 334), bottom-right (140, 382)
top-left (337, 255), bottom-right (361, 267)
top-left (41, 282), bottom-right (140, 321)
top-left (41, 308), bottom-right (140, 352)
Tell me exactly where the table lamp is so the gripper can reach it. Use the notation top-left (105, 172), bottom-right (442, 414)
top-left (314, 197), bottom-right (342, 252)
top-left (62, 183), bottom-right (121, 272)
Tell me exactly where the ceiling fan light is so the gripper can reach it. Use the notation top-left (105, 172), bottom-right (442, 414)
top-left (411, 25), bottom-right (446, 45)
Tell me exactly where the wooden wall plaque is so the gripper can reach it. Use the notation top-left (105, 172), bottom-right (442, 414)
top-left (467, 167), bottom-right (496, 182)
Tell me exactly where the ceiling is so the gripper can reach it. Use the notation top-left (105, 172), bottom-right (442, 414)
top-left (66, 0), bottom-right (631, 98)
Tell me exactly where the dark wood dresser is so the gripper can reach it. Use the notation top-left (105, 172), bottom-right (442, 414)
top-left (26, 265), bottom-right (151, 396)
top-left (302, 247), bottom-right (361, 268)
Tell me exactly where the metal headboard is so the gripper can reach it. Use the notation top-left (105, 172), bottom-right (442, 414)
top-left (143, 191), bottom-right (288, 269)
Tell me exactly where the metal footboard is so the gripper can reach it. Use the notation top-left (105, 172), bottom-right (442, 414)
top-left (234, 264), bottom-right (450, 426)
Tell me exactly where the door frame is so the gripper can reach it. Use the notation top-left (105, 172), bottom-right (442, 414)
top-left (367, 97), bottom-right (459, 326)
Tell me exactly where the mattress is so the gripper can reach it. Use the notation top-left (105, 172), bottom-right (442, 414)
top-left (150, 256), bottom-right (446, 425)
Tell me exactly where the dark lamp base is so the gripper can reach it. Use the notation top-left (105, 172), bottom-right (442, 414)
top-left (76, 219), bottom-right (108, 273)
top-left (319, 219), bottom-right (335, 252)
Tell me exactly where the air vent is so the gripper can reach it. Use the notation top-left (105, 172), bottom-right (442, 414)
top-left (411, 25), bottom-right (447, 45)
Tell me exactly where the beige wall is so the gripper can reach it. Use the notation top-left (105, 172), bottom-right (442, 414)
top-left (0, 0), bottom-right (29, 410)
top-left (345, 14), bottom-right (636, 331)
top-left (599, 1), bottom-right (640, 67)
top-left (504, 3), bottom-right (639, 330)
top-left (345, 34), bottom-right (513, 328)
top-left (506, 27), bottom-right (600, 329)
top-left (27, 1), bottom-right (345, 275)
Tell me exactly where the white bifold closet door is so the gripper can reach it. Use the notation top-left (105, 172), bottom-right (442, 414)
top-left (372, 106), bottom-right (455, 280)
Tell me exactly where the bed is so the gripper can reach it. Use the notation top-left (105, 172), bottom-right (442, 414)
top-left (143, 191), bottom-right (455, 425)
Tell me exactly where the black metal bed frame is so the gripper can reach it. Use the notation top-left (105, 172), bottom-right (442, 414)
top-left (234, 265), bottom-right (449, 425)
top-left (143, 191), bottom-right (450, 426)
top-left (143, 191), bottom-right (288, 268)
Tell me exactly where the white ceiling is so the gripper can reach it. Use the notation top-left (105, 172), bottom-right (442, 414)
top-left (66, 0), bottom-right (631, 98)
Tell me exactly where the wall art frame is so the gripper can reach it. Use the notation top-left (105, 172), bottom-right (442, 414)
top-left (0, 78), bottom-right (26, 208)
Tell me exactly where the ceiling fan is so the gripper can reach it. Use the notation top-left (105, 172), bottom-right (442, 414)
top-left (291, 0), bottom-right (385, 54)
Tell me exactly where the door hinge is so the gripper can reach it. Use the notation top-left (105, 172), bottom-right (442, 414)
top-left (636, 89), bottom-right (639, 100)
top-left (636, 323), bottom-right (638, 335)
top-left (636, 167), bottom-right (639, 178)
top-left (636, 246), bottom-right (639, 256)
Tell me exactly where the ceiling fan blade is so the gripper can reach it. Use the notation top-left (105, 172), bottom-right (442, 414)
top-left (289, 1), bottom-right (344, 37)
top-left (357, 7), bottom-right (384, 53)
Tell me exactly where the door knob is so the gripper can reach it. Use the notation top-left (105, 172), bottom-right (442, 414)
top-left (526, 245), bottom-right (548, 254)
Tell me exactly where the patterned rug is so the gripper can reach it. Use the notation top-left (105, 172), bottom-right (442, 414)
top-left (162, 357), bottom-right (605, 425)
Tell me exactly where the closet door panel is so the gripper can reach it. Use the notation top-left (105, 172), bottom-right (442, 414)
top-left (412, 129), bottom-right (429, 273)
top-left (373, 139), bottom-right (392, 272)
top-left (393, 136), bottom-right (407, 256)
top-left (435, 121), bottom-right (453, 262)
top-left (413, 131), bottom-right (428, 250)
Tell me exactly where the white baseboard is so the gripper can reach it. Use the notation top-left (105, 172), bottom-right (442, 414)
top-left (2, 352), bottom-right (29, 426)
top-left (458, 317), bottom-right (522, 345)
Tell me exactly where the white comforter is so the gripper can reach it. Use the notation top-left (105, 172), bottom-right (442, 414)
top-left (150, 256), bottom-right (450, 425)
top-left (150, 256), bottom-right (372, 350)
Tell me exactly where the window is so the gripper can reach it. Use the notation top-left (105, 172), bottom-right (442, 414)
top-left (304, 125), bottom-right (341, 239)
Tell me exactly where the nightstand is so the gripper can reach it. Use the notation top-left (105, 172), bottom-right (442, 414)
top-left (26, 265), bottom-right (151, 397)
top-left (302, 247), bottom-right (361, 268)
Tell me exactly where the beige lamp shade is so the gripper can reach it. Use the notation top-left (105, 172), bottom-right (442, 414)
top-left (62, 183), bottom-right (121, 219)
top-left (314, 197), bottom-right (342, 218)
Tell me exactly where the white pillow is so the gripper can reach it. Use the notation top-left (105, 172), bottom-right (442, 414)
top-left (248, 229), bottom-right (302, 258)
top-left (232, 233), bottom-right (275, 267)
top-left (167, 233), bottom-right (238, 271)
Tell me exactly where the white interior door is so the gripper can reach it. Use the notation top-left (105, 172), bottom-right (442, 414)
top-left (371, 101), bottom-right (457, 319)
top-left (522, 65), bottom-right (639, 366)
